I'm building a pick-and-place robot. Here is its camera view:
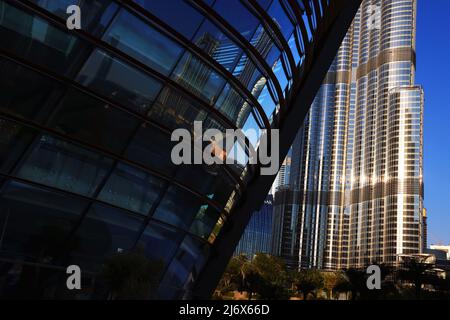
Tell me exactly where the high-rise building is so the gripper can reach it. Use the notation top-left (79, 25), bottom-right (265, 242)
top-left (234, 195), bottom-right (273, 258)
top-left (422, 208), bottom-right (427, 251)
top-left (270, 156), bottom-right (291, 195)
top-left (288, 0), bottom-right (424, 270)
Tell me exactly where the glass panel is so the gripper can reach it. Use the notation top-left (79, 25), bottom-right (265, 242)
top-left (50, 89), bottom-right (140, 154)
top-left (76, 49), bottom-right (163, 114)
top-left (149, 86), bottom-right (208, 132)
top-left (31, 0), bottom-right (118, 37)
top-left (158, 236), bottom-right (209, 299)
top-left (266, 0), bottom-right (295, 40)
top-left (0, 59), bottom-right (64, 123)
top-left (175, 164), bottom-right (235, 209)
top-left (214, 83), bottom-right (249, 126)
top-left (258, 84), bottom-right (277, 118)
top-left (189, 206), bottom-right (221, 240)
top-left (69, 203), bottom-right (144, 272)
top-left (0, 120), bottom-right (36, 174)
top-left (103, 9), bottom-right (183, 76)
top-left (212, 0), bottom-right (260, 40)
top-left (0, 180), bottom-right (88, 258)
top-left (98, 163), bottom-right (165, 215)
top-left (273, 57), bottom-right (289, 92)
top-left (0, 1), bottom-right (87, 75)
top-left (16, 135), bottom-right (113, 197)
top-left (133, 0), bottom-right (207, 39)
top-left (125, 124), bottom-right (177, 176)
top-left (152, 185), bottom-right (206, 230)
top-left (193, 21), bottom-right (243, 72)
top-left (171, 52), bottom-right (225, 104)
top-left (137, 220), bottom-right (183, 269)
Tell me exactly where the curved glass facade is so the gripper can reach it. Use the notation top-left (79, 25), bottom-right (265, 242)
top-left (0, 0), bottom-right (346, 299)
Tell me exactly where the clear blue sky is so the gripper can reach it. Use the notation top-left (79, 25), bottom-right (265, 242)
top-left (416, 0), bottom-right (450, 245)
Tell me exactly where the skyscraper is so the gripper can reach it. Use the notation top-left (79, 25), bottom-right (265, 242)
top-left (289, 0), bottom-right (424, 270)
top-left (234, 195), bottom-right (273, 258)
top-left (270, 156), bottom-right (291, 195)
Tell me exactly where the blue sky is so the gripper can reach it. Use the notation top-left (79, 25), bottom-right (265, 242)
top-left (416, 0), bottom-right (450, 244)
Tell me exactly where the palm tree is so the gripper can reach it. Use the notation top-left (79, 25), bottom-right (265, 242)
top-left (100, 246), bottom-right (164, 299)
top-left (397, 255), bottom-right (434, 299)
top-left (293, 269), bottom-right (324, 300)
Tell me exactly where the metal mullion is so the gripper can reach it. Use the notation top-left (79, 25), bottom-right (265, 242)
top-left (0, 50), bottom-right (245, 200)
top-left (188, 0), bottom-right (287, 116)
top-left (0, 172), bottom-right (212, 247)
top-left (12, 0), bottom-right (237, 132)
top-left (0, 112), bottom-right (224, 213)
top-left (117, 0), bottom-right (272, 132)
top-left (302, 0), bottom-right (316, 34)
top-left (245, 0), bottom-right (297, 81)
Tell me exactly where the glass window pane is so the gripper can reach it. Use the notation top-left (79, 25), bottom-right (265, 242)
top-left (152, 185), bottom-right (207, 230)
top-left (69, 203), bottom-right (144, 272)
top-left (171, 52), bottom-right (226, 104)
top-left (149, 86), bottom-right (208, 132)
top-left (134, 0), bottom-right (207, 39)
top-left (76, 49), bottom-right (163, 114)
top-left (0, 180), bottom-right (88, 258)
top-left (214, 83), bottom-right (249, 126)
top-left (267, 0), bottom-right (295, 40)
top-left (0, 120), bottom-right (36, 174)
top-left (16, 135), bottom-right (113, 197)
top-left (125, 124), bottom-right (177, 176)
top-left (175, 164), bottom-right (235, 209)
top-left (212, 0), bottom-right (260, 40)
top-left (158, 236), bottom-right (209, 299)
top-left (0, 59), bottom-right (64, 123)
top-left (0, 1), bottom-right (87, 75)
top-left (31, 0), bottom-right (118, 37)
top-left (189, 206), bottom-right (221, 240)
top-left (103, 9), bottom-right (183, 76)
top-left (193, 21), bottom-right (243, 72)
top-left (50, 89), bottom-right (140, 154)
top-left (137, 220), bottom-right (183, 269)
top-left (98, 163), bottom-right (165, 215)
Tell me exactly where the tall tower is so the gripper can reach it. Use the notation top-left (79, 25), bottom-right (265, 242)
top-left (289, 0), bottom-right (424, 270)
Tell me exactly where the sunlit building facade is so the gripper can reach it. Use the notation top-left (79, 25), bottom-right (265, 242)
top-left (234, 195), bottom-right (273, 258)
top-left (289, 0), bottom-right (424, 269)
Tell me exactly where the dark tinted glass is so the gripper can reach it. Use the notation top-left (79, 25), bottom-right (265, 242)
top-left (150, 86), bottom-right (208, 132)
top-left (0, 180), bottom-right (88, 258)
top-left (212, 0), bottom-right (260, 39)
top-left (134, 0), bottom-right (207, 39)
top-left (103, 10), bottom-right (183, 76)
top-left (0, 1), bottom-right (88, 76)
top-left (0, 120), bottom-right (36, 174)
top-left (50, 89), bottom-right (140, 154)
top-left (77, 50), bottom-right (163, 114)
top-left (137, 220), bottom-right (184, 269)
top-left (171, 52), bottom-right (225, 104)
top-left (31, 0), bottom-right (118, 37)
top-left (69, 203), bottom-right (144, 272)
top-left (158, 236), bottom-right (209, 299)
top-left (125, 124), bottom-right (177, 176)
top-left (16, 135), bottom-right (113, 197)
top-left (152, 185), bottom-right (207, 230)
top-left (98, 163), bottom-right (166, 215)
top-left (0, 59), bottom-right (64, 123)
